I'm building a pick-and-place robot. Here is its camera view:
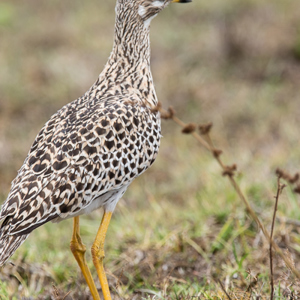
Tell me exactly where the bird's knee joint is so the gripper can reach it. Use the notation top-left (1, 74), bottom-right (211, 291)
top-left (91, 246), bottom-right (105, 261)
top-left (70, 240), bottom-right (86, 254)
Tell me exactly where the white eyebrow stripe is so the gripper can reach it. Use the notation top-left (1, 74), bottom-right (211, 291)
top-left (152, 1), bottom-right (165, 7)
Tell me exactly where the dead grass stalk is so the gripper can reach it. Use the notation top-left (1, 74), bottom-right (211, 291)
top-left (155, 102), bottom-right (300, 283)
top-left (269, 176), bottom-right (286, 299)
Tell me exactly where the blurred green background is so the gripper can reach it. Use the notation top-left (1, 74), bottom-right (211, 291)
top-left (1, 0), bottom-right (300, 299)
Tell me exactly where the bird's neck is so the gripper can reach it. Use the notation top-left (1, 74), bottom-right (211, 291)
top-left (109, 22), bottom-right (151, 71)
top-left (92, 21), bottom-right (158, 107)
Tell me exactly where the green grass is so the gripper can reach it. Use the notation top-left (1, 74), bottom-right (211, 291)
top-left (1, 0), bottom-right (300, 299)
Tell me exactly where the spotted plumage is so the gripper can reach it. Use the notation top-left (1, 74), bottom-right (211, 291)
top-left (0, 2), bottom-right (190, 298)
top-left (0, 0), bottom-right (171, 267)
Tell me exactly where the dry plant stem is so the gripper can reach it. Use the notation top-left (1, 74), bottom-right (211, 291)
top-left (172, 116), bottom-right (212, 151)
top-left (217, 279), bottom-right (233, 300)
top-left (157, 104), bottom-right (300, 280)
top-left (269, 176), bottom-right (284, 300)
top-left (62, 291), bottom-right (72, 300)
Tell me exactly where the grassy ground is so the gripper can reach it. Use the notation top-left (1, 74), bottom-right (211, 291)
top-left (1, 0), bottom-right (300, 299)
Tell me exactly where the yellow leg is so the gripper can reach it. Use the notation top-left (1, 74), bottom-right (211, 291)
top-left (91, 211), bottom-right (113, 300)
top-left (70, 216), bottom-right (101, 300)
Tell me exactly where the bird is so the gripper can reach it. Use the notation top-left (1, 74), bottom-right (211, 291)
top-left (0, 0), bottom-right (191, 299)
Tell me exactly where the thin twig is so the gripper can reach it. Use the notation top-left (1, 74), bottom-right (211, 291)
top-left (217, 279), bottom-right (233, 300)
top-left (62, 291), bottom-right (72, 300)
top-left (269, 176), bottom-right (286, 300)
top-left (156, 103), bottom-right (300, 280)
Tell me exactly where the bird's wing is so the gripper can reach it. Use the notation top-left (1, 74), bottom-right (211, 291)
top-left (0, 96), bottom-right (161, 236)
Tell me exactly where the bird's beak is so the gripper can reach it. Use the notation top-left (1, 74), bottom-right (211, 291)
top-left (171, 0), bottom-right (192, 3)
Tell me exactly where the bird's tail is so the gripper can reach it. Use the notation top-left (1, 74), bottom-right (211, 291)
top-left (0, 227), bottom-right (29, 267)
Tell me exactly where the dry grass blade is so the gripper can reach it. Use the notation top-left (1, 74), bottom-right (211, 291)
top-left (269, 176), bottom-right (286, 300)
top-left (62, 291), bottom-right (72, 300)
top-left (217, 279), bottom-right (233, 300)
top-left (155, 102), bottom-right (300, 280)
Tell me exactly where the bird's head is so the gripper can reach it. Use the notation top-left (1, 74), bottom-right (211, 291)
top-left (115, 0), bottom-right (191, 29)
